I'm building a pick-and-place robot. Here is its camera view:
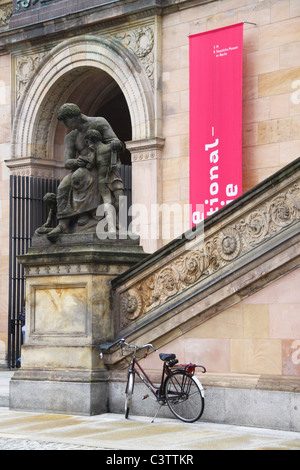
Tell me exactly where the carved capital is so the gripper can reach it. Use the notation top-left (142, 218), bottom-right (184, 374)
top-left (5, 157), bottom-right (65, 178)
top-left (126, 137), bottom-right (165, 163)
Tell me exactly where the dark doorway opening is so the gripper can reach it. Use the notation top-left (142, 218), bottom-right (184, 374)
top-left (61, 68), bottom-right (133, 166)
top-left (96, 90), bottom-right (132, 165)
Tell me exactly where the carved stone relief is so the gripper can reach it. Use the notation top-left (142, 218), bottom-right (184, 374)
top-left (119, 182), bottom-right (300, 326)
top-left (14, 23), bottom-right (156, 106)
top-left (126, 138), bottom-right (165, 163)
top-left (115, 25), bottom-right (155, 91)
top-left (32, 68), bottom-right (86, 160)
top-left (15, 53), bottom-right (47, 103)
top-left (24, 263), bottom-right (129, 277)
top-left (0, 3), bottom-right (12, 27)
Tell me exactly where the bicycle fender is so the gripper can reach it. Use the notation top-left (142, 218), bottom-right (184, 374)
top-left (192, 376), bottom-right (205, 398)
top-left (125, 370), bottom-right (135, 394)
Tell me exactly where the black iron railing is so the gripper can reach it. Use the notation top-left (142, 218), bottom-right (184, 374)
top-left (8, 167), bottom-right (132, 368)
top-left (8, 176), bottom-right (60, 368)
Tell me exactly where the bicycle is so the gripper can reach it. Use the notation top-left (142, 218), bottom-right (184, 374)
top-left (100, 338), bottom-right (206, 423)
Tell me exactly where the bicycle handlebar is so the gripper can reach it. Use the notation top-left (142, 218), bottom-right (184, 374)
top-left (118, 338), bottom-right (157, 352)
top-left (99, 338), bottom-right (157, 352)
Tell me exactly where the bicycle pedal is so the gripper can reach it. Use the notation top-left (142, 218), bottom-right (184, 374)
top-left (142, 394), bottom-right (149, 400)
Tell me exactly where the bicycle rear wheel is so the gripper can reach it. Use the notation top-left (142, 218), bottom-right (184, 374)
top-left (125, 371), bottom-right (134, 419)
top-left (165, 371), bottom-right (204, 423)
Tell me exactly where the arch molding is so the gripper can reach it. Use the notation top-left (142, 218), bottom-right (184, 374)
top-left (12, 35), bottom-right (155, 161)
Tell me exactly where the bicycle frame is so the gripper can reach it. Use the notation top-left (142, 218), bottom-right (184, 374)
top-left (127, 354), bottom-right (172, 402)
top-left (100, 338), bottom-right (207, 421)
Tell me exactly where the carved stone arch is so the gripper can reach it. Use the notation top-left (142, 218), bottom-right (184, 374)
top-left (11, 34), bottom-right (155, 161)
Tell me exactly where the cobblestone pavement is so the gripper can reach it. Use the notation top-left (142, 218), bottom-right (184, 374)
top-left (0, 436), bottom-right (103, 450)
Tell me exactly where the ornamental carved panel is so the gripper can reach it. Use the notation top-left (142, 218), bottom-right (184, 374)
top-left (14, 23), bottom-right (155, 106)
top-left (0, 3), bottom-right (12, 27)
top-left (114, 25), bottom-right (155, 91)
top-left (15, 53), bottom-right (47, 103)
top-left (119, 181), bottom-right (300, 328)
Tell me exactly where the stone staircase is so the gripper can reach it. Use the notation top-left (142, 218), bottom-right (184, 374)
top-left (5, 158), bottom-right (300, 430)
top-left (100, 157), bottom-right (300, 431)
top-left (107, 158), bottom-right (300, 364)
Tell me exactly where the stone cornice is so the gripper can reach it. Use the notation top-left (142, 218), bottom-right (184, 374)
top-left (0, 0), bottom-right (164, 51)
top-left (4, 156), bottom-right (65, 177)
top-left (5, 156), bottom-right (64, 168)
top-left (0, 0), bottom-right (215, 52)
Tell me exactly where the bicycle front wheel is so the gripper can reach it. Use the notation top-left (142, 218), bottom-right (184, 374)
top-left (125, 371), bottom-right (134, 419)
top-left (165, 371), bottom-right (204, 423)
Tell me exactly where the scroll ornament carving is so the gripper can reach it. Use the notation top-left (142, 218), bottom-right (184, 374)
top-left (18, 68), bottom-right (84, 160)
top-left (0, 3), bottom-right (12, 27)
top-left (120, 183), bottom-right (300, 325)
top-left (15, 25), bottom-right (155, 103)
top-left (115, 26), bottom-right (155, 90)
top-left (217, 227), bottom-right (241, 261)
top-left (121, 288), bottom-right (143, 324)
top-left (16, 53), bottom-right (46, 102)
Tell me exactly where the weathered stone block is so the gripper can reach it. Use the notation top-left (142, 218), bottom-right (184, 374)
top-left (10, 233), bottom-right (147, 415)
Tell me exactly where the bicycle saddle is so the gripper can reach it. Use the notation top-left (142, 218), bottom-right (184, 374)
top-left (159, 353), bottom-right (176, 362)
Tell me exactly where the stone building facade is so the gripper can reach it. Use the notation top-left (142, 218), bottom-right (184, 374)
top-left (0, 0), bottom-right (299, 429)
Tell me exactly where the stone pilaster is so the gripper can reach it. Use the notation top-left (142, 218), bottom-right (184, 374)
top-left (126, 137), bottom-right (165, 253)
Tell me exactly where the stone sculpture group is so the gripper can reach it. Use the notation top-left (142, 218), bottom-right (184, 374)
top-left (36, 103), bottom-right (125, 242)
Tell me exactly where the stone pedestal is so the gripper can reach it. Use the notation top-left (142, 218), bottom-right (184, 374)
top-left (10, 233), bottom-right (147, 415)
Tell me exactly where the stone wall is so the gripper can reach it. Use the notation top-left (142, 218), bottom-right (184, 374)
top-left (107, 157), bottom-right (300, 430)
top-left (161, 0), bottom-right (300, 241)
top-left (111, 157), bottom-right (300, 393)
top-left (0, 0), bottom-right (300, 366)
top-left (139, 268), bottom-right (300, 380)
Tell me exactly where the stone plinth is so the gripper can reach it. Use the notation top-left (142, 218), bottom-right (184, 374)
top-left (9, 233), bottom-right (148, 415)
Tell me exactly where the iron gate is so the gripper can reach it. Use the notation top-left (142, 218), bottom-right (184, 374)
top-left (8, 167), bottom-right (132, 368)
top-left (8, 176), bottom-right (61, 368)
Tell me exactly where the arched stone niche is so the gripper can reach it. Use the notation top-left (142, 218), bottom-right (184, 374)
top-left (8, 34), bottom-right (164, 251)
top-left (11, 34), bottom-right (155, 162)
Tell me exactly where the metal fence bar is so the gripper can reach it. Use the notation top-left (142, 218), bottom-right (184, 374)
top-left (120, 164), bottom-right (132, 227)
top-left (8, 176), bottom-right (60, 368)
top-left (8, 166), bottom-right (131, 368)
top-left (7, 175), bottom-right (13, 369)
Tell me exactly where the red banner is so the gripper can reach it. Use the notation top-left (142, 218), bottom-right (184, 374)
top-left (189, 23), bottom-right (243, 226)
